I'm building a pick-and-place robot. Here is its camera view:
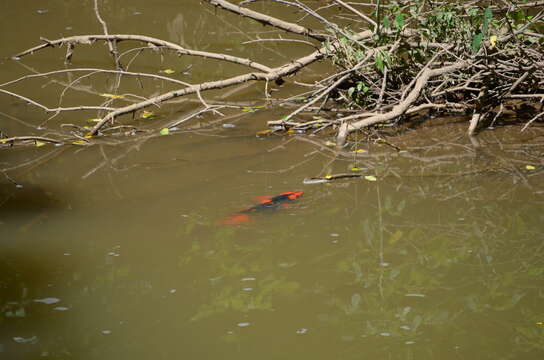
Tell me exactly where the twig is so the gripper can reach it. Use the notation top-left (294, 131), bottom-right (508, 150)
top-left (14, 34), bottom-right (272, 73)
top-left (331, 0), bottom-right (377, 28)
top-left (93, 0), bottom-right (121, 69)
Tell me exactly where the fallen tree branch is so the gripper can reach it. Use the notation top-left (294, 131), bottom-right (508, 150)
top-left (14, 34), bottom-right (273, 73)
top-left (336, 61), bottom-right (471, 146)
top-left (204, 0), bottom-right (328, 41)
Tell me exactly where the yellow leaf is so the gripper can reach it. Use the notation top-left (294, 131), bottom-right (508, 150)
top-left (364, 175), bottom-right (377, 182)
top-left (142, 110), bottom-right (154, 119)
top-left (242, 107), bottom-right (255, 112)
top-left (256, 129), bottom-right (272, 136)
top-left (325, 174), bottom-right (333, 179)
top-left (286, 128), bottom-right (295, 134)
top-left (87, 118), bottom-right (102, 123)
top-left (100, 93), bottom-right (124, 99)
top-left (325, 141), bottom-right (336, 147)
top-left (389, 230), bottom-right (403, 244)
top-left (353, 149), bottom-right (366, 153)
top-left (35, 141), bottom-right (46, 147)
top-left (72, 140), bottom-right (87, 145)
top-left (351, 167), bottom-right (361, 171)
top-left (490, 35), bottom-right (497, 48)
top-left (0, 139), bottom-right (9, 144)
top-left (83, 125), bottom-right (91, 129)
top-left (537, 322), bottom-right (544, 326)
top-left (526, 165), bottom-right (536, 171)
top-left (160, 128), bottom-right (170, 136)
top-left (84, 134), bottom-right (93, 139)
top-left (160, 69), bottom-right (176, 74)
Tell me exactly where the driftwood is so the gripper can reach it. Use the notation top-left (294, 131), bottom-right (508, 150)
top-left (1, 0), bottom-right (543, 148)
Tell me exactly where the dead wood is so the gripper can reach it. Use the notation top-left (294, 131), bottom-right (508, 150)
top-left (1, 0), bottom-right (543, 151)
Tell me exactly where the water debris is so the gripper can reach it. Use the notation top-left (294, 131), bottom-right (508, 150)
top-left (222, 123), bottom-right (236, 128)
top-left (36, 9), bottom-right (49, 14)
top-left (13, 336), bottom-right (38, 344)
top-left (525, 165), bottom-right (536, 171)
top-left (400, 325), bottom-right (411, 330)
top-left (34, 297), bottom-right (60, 304)
top-left (101, 330), bottom-right (112, 335)
top-left (169, 289), bottom-right (177, 294)
top-left (405, 341), bottom-right (416, 345)
top-left (303, 173), bottom-right (363, 184)
top-left (364, 175), bottom-right (377, 182)
top-left (330, 233), bottom-right (339, 237)
top-left (241, 277), bottom-right (256, 281)
top-left (141, 110), bottom-right (154, 119)
top-left (296, 328), bottom-right (308, 334)
top-left (53, 306), bottom-right (70, 311)
top-left (303, 178), bottom-right (329, 185)
top-left (379, 332), bottom-right (391, 337)
top-left (242, 288), bottom-right (253, 291)
top-left (100, 93), bottom-right (124, 99)
top-left (405, 293), bottom-right (426, 297)
top-left (237, 322), bottom-right (251, 327)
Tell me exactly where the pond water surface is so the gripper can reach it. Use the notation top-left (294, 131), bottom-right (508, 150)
top-left (1, 1), bottom-right (544, 359)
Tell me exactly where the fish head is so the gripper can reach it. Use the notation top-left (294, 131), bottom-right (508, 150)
top-left (286, 191), bottom-right (303, 200)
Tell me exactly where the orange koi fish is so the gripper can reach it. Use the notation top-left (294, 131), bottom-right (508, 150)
top-left (221, 191), bottom-right (303, 225)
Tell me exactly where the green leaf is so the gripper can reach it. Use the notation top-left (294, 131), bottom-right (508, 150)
top-left (482, 7), bottom-right (492, 34)
top-left (394, 13), bottom-right (405, 30)
top-left (160, 128), bottom-right (170, 135)
top-left (375, 51), bottom-right (384, 73)
top-left (471, 33), bottom-right (484, 53)
top-left (348, 87), bottom-right (355, 98)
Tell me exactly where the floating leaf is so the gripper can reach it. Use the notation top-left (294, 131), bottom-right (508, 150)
top-left (242, 107), bottom-right (255, 112)
top-left (142, 110), bottom-right (154, 119)
top-left (159, 128), bottom-right (170, 136)
top-left (364, 175), bottom-right (377, 182)
top-left (389, 230), bottom-right (403, 244)
top-left (325, 174), bottom-right (333, 179)
top-left (160, 69), bottom-right (175, 74)
top-left (35, 141), bottom-right (46, 147)
top-left (72, 140), bottom-right (87, 145)
top-left (83, 125), bottom-right (91, 129)
top-left (0, 139), bottom-right (8, 144)
top-left (525, 165), bottom-right (536, 171)
top-left (34, 297), bottom-right (60, 304)
top-left (84, 134), bottom-right (93, 139)
top-left (100, 93), bottom-right (124, 99)
top-left (353, 149), bottom-right (366, 153)
top-left (286, 128), bottom-right (295, 134)
top-left (256, 129), bottom-right (272, 136)
top-left (87, 118), bottom-right (102, 123)
top-left (351, 167), bottom-right (362, 171)
top-left (325, 141), bottom-right (336, 147)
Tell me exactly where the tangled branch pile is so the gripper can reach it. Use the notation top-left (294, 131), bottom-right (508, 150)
top-left (1, 0), bottom-right (543, 148)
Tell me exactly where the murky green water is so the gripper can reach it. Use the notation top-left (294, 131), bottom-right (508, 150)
top-left (1, 1), bottom-right (544, 359)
